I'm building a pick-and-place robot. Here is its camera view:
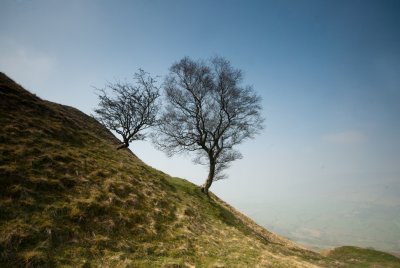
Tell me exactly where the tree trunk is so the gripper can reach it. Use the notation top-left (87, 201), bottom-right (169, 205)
top-left (201, 159), bottom-right (215, 196)
top-left (116, 142), bottom-right (129, 150)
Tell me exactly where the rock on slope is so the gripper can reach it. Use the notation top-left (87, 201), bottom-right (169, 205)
top-left (1, 72), bottom-right (399, 268)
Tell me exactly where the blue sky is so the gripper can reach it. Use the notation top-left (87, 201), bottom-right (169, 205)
top-left (1, 0), bottom-right (400, 250)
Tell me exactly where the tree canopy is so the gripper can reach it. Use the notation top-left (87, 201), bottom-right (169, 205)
top-left (94, 70), bottom-right (160, 150)
top-left (155, 57), bottom-right (264, 194)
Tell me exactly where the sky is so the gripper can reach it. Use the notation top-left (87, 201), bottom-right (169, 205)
top-left (1, 0), bottom-right (400, 251)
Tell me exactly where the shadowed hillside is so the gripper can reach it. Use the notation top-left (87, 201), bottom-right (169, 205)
top-left (1, 72), bottom-right (399, 267)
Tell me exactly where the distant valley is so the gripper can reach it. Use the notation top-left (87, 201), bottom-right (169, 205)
top-left (237, 179), bottom-right (400, 254)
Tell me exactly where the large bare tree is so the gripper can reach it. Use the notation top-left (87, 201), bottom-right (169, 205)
top-left (94, 69), bottom-right (160, 150)
top-left (155, 57), bottom-right (264, 195)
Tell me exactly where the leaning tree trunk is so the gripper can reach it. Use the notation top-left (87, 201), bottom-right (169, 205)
top-left (201, 159), bottom-right (215, 196)
top-left (116, 140), bottom-right (129, 150)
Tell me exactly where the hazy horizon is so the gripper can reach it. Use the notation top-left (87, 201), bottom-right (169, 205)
top-left (1, 0), bottom-right (399, 252)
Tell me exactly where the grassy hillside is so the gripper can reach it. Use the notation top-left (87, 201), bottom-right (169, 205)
top-left (1, 72), bottom-right (399, 267)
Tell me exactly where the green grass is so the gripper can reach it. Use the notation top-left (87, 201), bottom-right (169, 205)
top-left (1, 72), bottom-right (400, 267)
top-left (327, 246), bottom-right (400, 267)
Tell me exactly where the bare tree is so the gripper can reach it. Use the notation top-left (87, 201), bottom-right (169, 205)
top-left (94, 69), bottom-right (160, 150)
top-left (155, 57), bottom-right (264, 195)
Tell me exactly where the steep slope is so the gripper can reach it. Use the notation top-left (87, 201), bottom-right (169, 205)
top-left (1, 73), bottom-right (399, 267)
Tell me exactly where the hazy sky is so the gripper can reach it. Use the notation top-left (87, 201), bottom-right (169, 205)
top-left (1, 0), bottom-right (400, 248)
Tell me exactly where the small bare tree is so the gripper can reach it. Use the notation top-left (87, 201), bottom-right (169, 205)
top-left (155, 57), bottom-right (264, 195)
top-left (94, 69), bottom-right (160, 150)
